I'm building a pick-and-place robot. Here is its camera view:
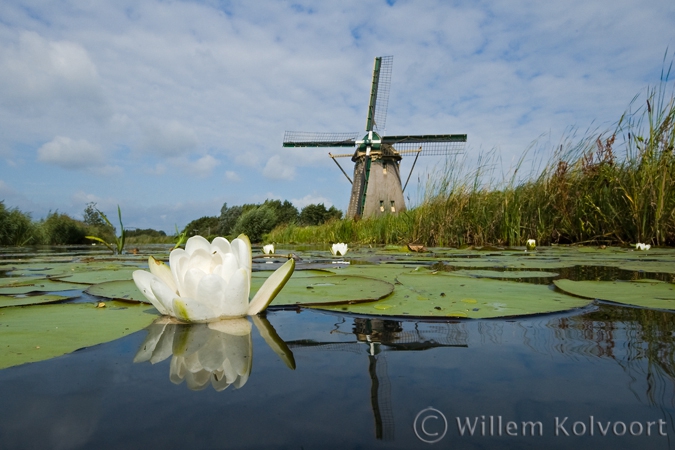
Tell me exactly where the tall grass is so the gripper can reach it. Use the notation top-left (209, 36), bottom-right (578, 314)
top-left (269, 67), bottom-right (675, 247)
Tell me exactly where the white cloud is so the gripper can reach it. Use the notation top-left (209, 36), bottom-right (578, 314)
top-left (262, 155), bottom-right (296, 180)
top-left (183, 154), bottom-right (220, 178)
top-left (140, 119), bottom-right (198, 157)
top-left (225, 170), bottom-right (240, 182)
top-left (37, 136), bottom-right (105, 170)
top-left (291, 194), bottom-right (333, 209)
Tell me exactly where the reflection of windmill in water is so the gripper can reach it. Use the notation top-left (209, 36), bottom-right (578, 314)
top-left (287, 318), bottom-right (468, 440)
top-left (283, 56), bottom-right (467, 218)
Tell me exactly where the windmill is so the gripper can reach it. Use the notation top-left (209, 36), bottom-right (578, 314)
top-left (283, 56), bottom-right (467, 218)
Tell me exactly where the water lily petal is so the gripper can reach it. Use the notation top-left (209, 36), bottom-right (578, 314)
top-left (248, 258), bottom-right (295, 315)
top-left (195, 273), bottom-right (228, 313)
top-left (213, 253), bottom-right (239, 283)
top-left (185, 235), bottom-right (211, 255)
top-left (150, 278), bottom-right (178, 316)
top-left (187, 248), bottom-right (212, 274)
top-left (211, 237), bottom-right (232, 256)
top-left (147, 256), bottom-right (177, 293)
top-left (183, 268), bottom-right (207, 300)
top-left (169, 249), bottom-right (189, 292)
top-left (172, 296), bottom-right (217, 323)
top-left (231, 235), bottom-right (252, 277)
top-left (133, 270), bottom-right (170, 315)
top-left (218, 268), bottom-right (249, 318)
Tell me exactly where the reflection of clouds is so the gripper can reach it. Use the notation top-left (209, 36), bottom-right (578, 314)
top-left (135, 316), bottom-right (294, 392)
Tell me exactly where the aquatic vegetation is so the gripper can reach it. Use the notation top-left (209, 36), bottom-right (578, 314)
top-left (635, 242), bottom-right (651, 250)
top-left (85, 205), bottom-right (126, 254)
top-left (132, 235), bottom-right (294, 322)
top-left (2, 244), bottom-right (675, 370)
top-left (526, 239), bottom-right (536, 251)
top-left (263, 244), bottom-right (274, 254)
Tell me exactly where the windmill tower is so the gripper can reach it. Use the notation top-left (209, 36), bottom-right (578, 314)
top-left (283, 56), bottom-right (467, 218)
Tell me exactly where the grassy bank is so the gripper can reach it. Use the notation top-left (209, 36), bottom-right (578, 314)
top-left (269, 71), bottom-right (675, 247)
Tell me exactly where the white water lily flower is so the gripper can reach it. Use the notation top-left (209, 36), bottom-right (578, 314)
top-left (526, 239), bottom-right (536, 251)
top-left (635, 243), bottom-right (651, 251)
top-left (263, 244), bottom-right (274, 255)
top-left (331, 243), bottom-right (349, 256)
top-left (133, 234), bottom-right (294, 322)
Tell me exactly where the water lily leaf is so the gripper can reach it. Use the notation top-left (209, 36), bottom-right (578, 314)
top-left (56, 269), bottom-right (135, 285)
top-left (269, 275), bottom-right (394, 306)
top-left (553, 279), bottom-right (675, 309)
top-left (0, 293), bottom-right (77, 308)
top-left (85, 280), bottom-right (149, 303)
top-left (0, 302), bottom-right (157, 369)
top-left (314, 272), bottom-right (590, 318)
top-left (452, 269), bottom-right (559, 279)
top-left (0, 280), bottom-right (85, 295)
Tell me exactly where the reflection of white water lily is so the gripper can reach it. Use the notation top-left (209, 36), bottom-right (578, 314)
top-left (635, 242), bottom-right (651, 251)
top-left (263, 244), bottom-right (274, 255)
top-left (330, 243), bottom-right (348, 256)
top-left (526, 239), bottom-right (536, 251)
top-left (133, 235), bottom-right (294, 322)
top-left (135, 316), bottom-right (295, 391)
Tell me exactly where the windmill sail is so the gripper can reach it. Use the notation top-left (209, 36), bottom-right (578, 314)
top-left (366, 56), bottom-right (393, 133)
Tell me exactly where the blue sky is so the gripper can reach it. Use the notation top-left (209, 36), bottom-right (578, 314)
top-left (0, 0), bottom-right (674, 232)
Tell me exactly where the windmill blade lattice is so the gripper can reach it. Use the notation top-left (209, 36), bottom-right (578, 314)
top-left (283, 131), bottom-right (360, 148)
top-left (366, 55), bottom-right (393, 133)
top-left (383, 133), bottom-right (467, 156)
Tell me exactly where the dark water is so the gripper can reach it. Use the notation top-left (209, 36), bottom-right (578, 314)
top-left (1, 305), bottom-right (674, 449)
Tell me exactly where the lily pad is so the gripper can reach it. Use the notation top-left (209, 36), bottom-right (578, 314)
top-left (85, 280), bottom-right (149, 303)
top-left (0, 294), bottom-right (77, 308)
top-left (0, 280), bottom-right (85, 295)
top-left (269, 275), bottom-right (394, 306)
top-left (315, 272), bottom-right (591, 319)
top-left (56, 269), bottom-right (135, 285)
top-left (0, 301), bottom-right (158, 369)
top-left (452, 269), bottom-right (559, 279)
top-left (554, 279), bottom-right (675, 310)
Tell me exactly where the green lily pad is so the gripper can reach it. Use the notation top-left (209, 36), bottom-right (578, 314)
top-left (452, 269), bottom-right (559, 279)
top-left (0, 301), bottom-right (158, 369)
top-left (0, 280), bottom-right (85, 295)
top-left (0, 294), bottom-right (77, 308)
top-left (56, 269), bottom-right (135, 285)
top-left (315, 272), bottom-right (591, 318)
top-left (269, 275), bottom-right (394, 306)
top-left (554, 279), bottom-right (675, 310)
top-left (85, 280), bottom-right (149, 303)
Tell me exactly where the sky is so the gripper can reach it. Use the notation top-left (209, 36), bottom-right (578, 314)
top-left (0, 0), bottom-right (674, 233)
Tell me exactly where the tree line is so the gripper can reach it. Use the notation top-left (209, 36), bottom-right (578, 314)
top-left (184, 199), bottom-right (342, 243)
top-left (0, 199), bottom-right (341, 246)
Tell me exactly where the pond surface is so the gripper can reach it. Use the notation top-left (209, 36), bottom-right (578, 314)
top-left (1, 245), bottom-right (675, 448)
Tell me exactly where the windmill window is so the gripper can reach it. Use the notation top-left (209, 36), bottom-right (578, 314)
top-left (390, 201), bottom-right (396, 213)
top-left (379, 200), bottom-right (384, 212)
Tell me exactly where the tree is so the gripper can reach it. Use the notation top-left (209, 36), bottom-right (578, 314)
top-left (299, 203), bottom-right (343, 226)
top-left (83, 202), bottom-right (107, 228)
top-left (233, 205), bottom-right (277, 242)
top-left (263, 199), bottom-right (298, 225)
top-left (218, 203), bottom-right (243, 236)
top-left (183, 216), bottom-right (220, 237)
